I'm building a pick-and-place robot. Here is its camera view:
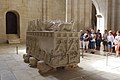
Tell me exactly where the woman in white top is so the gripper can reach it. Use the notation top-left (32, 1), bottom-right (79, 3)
top-left (79, 30), bottom-right (84, 49)
top-left (114, 31), bottom-right (120, 57)
top-left (107, 31), bottom-right (114, 53)
top-left (83, 30), bottom-right (89, 52)
top-left (90, 30), bottom-right (96, 52)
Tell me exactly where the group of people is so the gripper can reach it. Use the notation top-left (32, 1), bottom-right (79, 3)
top-left (79, 28), bottom-right (120, 57)
top-left (103, 30), bottom-right (120, 56)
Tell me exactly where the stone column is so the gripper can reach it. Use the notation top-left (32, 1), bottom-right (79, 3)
top-left (111, 0), bottom-right (116, 31)
top-left (67, 0), bottom-right (72, 22)
top-left (42, 0), bottom-right (44, 21)
top-left (84, 0), bottom-right (92, 28)
top-left (46, 0), bottom-right (66, 21)
top-left (66, 0), bottom-right (68, 22)
top-left (42, 0), bottom-right (48, 21)
top-left (107, 0), bottom-right (112, 30)
top-left (71, 0), bottom-right (79, 31)
top-left (78, 0), bottom-right (85, 30)
top-left (73, 0), bottom-right (78, 22)
top-left (78, 0), bottom-right (92, 30)
top-left (45, 0), bottom-right (48, 21)
top-left (71, 0), bottom-right (74, 21)
top-left (67, 0), bottom-right (80, 31)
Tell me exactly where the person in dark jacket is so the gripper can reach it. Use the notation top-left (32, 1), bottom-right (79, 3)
top-left (96, 29), bottom-right (102, 50)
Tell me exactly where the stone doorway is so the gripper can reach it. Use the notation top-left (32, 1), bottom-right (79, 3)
top-left (91, 3), bottom-right (97, 31)
top-left (6, 11), bottom-right (20, 43)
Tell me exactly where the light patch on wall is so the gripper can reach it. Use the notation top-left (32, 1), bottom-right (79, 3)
top-left (96, 13), bottom-right (104, 34)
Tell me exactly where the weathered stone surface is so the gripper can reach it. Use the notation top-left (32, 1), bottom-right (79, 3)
top-left (66, 64), bottom-right (79, 69)
top-left (29, 57), bottom-right (38, 67)
top-left (26, 31), bottom-right (80, 68)
top-left (37, 61), bottom-right (52, 74)
top-left (26, 20), bottom-right (80, 70)
top-left (27, 20), bottom-right (74, 32)
top-left (0, 0), bottom-right (66, 43)
top-left (23, 54), bottom-right (30, 63)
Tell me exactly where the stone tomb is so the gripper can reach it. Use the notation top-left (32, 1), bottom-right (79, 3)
top-left (24, 20), bottom-right (80, 73)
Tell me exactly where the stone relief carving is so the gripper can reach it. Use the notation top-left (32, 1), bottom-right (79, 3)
top-left (26, 31), bottom-right (80, 68)
top-left (27, 20), bottom-right (74, 32)
top-left (26, 19), bottom-right (80, 68)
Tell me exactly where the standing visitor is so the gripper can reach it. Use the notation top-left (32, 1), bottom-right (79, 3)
top-left (103, 30), bottom-right (108, 51)
top-left (83, 30), bottom-right (89, 52)
top-left (79, 30), bottom-right (84, 49)
top-left (107, 31), bottom-right (114, 53)
top-left (112, 31), bottom-right (117, 52)
top-left (88, 28), bottom-right (92, 49)
top-left (90, 29), bottom-right (96, 53)
top-left (96, 29), bottom-right (102, 50)
top-left (114, 31), bottom-right (120, 57)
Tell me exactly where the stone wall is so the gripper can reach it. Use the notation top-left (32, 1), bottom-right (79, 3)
top-left (0, 0), bottom-right (120, 43)
top-left (67, 0), bottom-right (92, 31)
top-left (92, 0), bottom-right (120, 32)
top-left (115, 0), bottom-right (120, 31)
top-left (0, 0), bottom-right (92, 43)
top-left (0, 0), bottom-right (28, 43)
top-left (0, 0), bottom-right (66, 43)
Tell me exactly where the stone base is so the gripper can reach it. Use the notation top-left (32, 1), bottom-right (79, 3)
top-left (23, 54), bottom-right (30, 63)
top-left (29, 57), bottom-right (38, 67)
top-left (26, 31), bottom-right (80, 68)
top-left (37, 61), bottom-right (53, 74)
top-left (66, 64), bottom-right (78, 69)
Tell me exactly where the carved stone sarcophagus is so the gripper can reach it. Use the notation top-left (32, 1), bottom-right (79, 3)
top-left (26, 31), bottom-right (80, 68)
top-left (26, 20), bottom-right (80, 68)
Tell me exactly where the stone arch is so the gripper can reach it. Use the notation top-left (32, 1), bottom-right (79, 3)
top-left (92, 0), bottom-right (100, 14)
top-left (6, 10), bottom-right (20, 37)
top-left (91, 3), bottom-right (97, 30)
top-left (92, 0), bottom-right (105, 34)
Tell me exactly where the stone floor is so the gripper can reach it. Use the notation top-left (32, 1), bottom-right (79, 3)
top-left (0, 43), bottom-right (120, 80)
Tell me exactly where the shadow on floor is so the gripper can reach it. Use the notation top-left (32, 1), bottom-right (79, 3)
top-left (41, 67), bottom-right (109, 80)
